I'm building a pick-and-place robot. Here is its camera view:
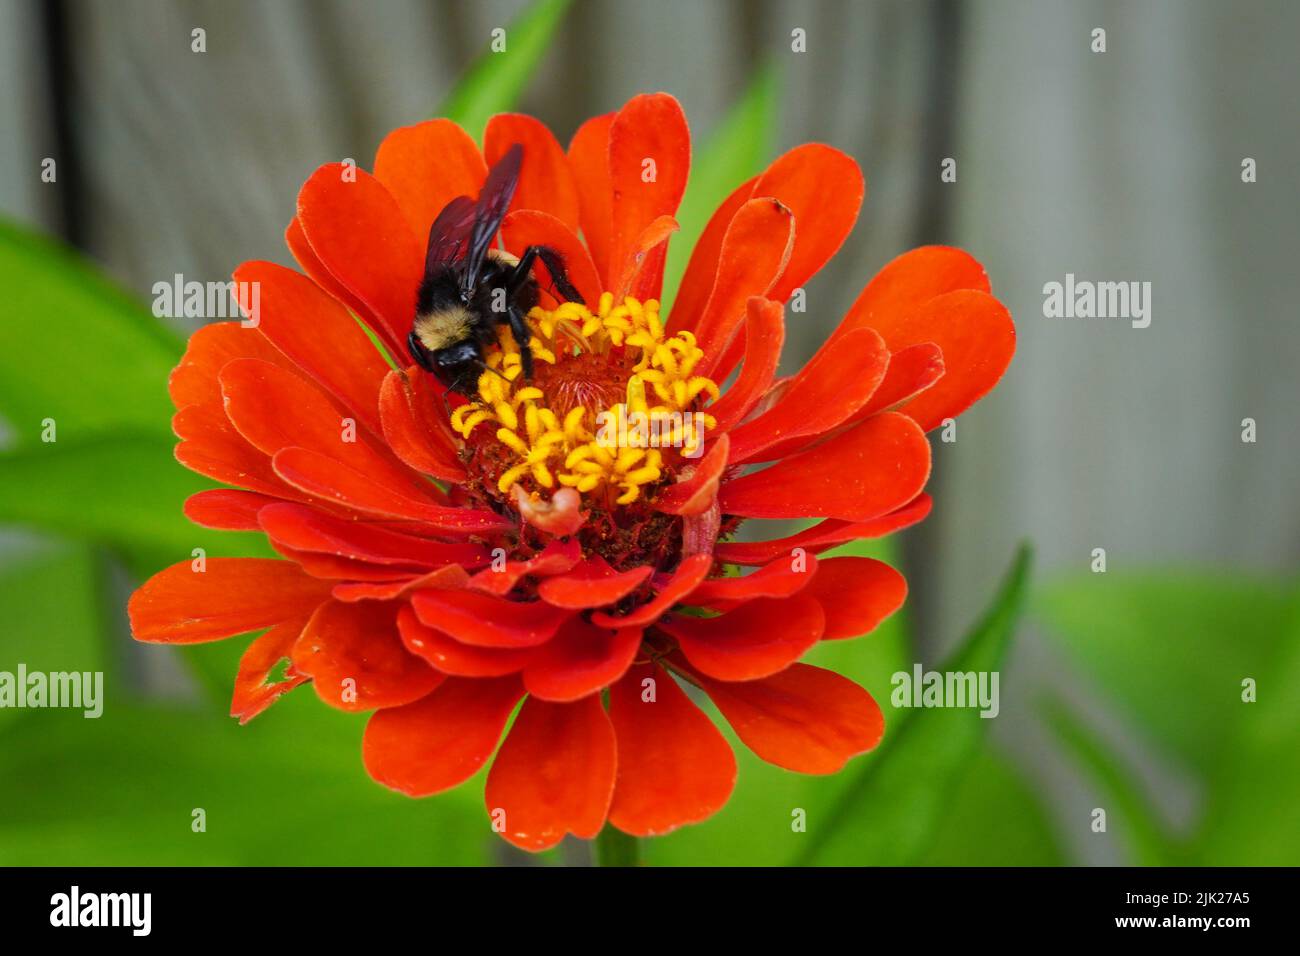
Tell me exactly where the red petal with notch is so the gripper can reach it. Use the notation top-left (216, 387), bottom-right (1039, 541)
top-left (707, 298), bottom-right (785, 433)
top-left (259, 502), bottom-right (489, 568)
top-left (727, 327), bottom-right (889, 464)
top-left (523, 617), bottom-right (643, 701)
top-left (534, 557), bottom-right (651, 609)
top-left (659, 594), bottom-right (824, 681)
top-left (378, 369), bottom-right (466, 483)
top-left (692, 199), bottom-right (794, 363)
top-left (485, 113), bottom-right (580, 230)
top-left (714, 493), bottom-right (933, 565)
top-left (589, 552), bottom-right (713, 628)
top-left (292, 600), bottom-right (443, 711)
top-left (230, 616), bottom-right (312, 724)
top-left (696, 662), bottom-right (884, 773)
top-left (718, 411), bottom-right (930, 521)
top-left (232, 261), bottom-right (391, 435)
top-left (689, 553), bottom-right (818, 604)
top-left (271, 446), bottom-right (510, 533)
top-left (410, 588), bottom-right (573, 648)
top-left (484, 695), bottom-right (617, 851)
top-left (751, 144), bottom-right (864, 302)
top-left (184, 489), bottom-right (278, 531)
top-left (129, 558), bottom-right (332, 644)
top-left (397, 605), bottom-right (535, 677)
top-left (296, 164), bottom-right (421, 357)
top-left (363, 676), bottom-right (524, 797)
top-left (500, 210), bottom-right (603, 307)
top-left (653, 434), bottom-right (729, 517)
top-left (607, 94), bottom-right (690, 295)
top-left (567, 113), bottom-right (615, 281)
top-left (607, 663), bottom-right (736, 836)
top-left (373, 118), bottom-right (486, 242)
top-left (805, 556), bottom-right (907, 639)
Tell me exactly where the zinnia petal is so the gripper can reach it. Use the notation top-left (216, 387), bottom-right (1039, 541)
top-left (411, 588), bottom-right (573, 647)
top-left (484, 695), bottom-right (617, 851)
top-left (718, 411), bottom-right (931, 521)
top-left (373, 118), bottom-right (486, 242)
top-left (292, 600), bottom-right (444, 711)
top-left (231, 260), bottom-right (391, 435)
top-left (726, 327), bottom-right (889, 463)
top-left (485, 113), bottom-right (580, 229)
top-left (805, 556), bottom-right (908, 639)
top-left (522, 617), bottom-right (643, 702)
top-left (696, 661), bottom-right (885, 773)
top-left (230, 616), bottom-right (311, 724)
top-left (567, 112), bottom-right (616, 280)
top-left (607, 663), bottom-right (737, 837)
top-left (296, 164), bottom-right (422, 357)
top-left (607, 93), bottom-right (690, 299)
top-left (362, 676), bottom-right (524, 797)
top-left (714, 494), bottom-right (933, 566)
top-left (659, 594), bottom-right (824, 681)
top-left (397, 605), bottom-right (535, 677)
top-left (129, 558), bottom-right (331, 644)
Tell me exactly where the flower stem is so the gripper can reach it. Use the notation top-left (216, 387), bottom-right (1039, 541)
top-left (594, 825), bottom-right (639, 867)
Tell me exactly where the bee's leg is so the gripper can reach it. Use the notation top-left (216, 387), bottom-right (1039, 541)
top-left (408, 331), bottom-right (435, 372)
top-left (506, 305), bottom-right (535, 380)
top-left (531, 246), bottom-right (585, 305)
top-left (507, 245), bottom-right (585, 305)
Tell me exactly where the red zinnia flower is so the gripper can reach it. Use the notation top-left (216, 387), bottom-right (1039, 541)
top-left (128, 93), bottom-right (1014, 851)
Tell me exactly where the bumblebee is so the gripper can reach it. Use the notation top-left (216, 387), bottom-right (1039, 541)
top-left (407, 143), bottom-right (584, 395)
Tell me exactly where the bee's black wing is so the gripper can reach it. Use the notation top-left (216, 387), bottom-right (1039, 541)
top-left (461, 143), bottom-right (522, 293)
top-left (424, 194), bottom-right (478, 277)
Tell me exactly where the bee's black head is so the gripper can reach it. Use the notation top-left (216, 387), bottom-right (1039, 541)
top-left (431, 340), bottom-right (484, 396)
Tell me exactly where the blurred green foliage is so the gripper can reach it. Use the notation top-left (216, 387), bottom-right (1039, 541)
top-left (0, 0), bottom-right (1292, 866)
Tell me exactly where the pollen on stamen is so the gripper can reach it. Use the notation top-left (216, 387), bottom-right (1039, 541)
top-left (451, 294), bottom-right (718, 509)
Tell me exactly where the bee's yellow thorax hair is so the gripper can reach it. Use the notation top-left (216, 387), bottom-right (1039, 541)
top-left (414, 306), bottom-right (473, 352)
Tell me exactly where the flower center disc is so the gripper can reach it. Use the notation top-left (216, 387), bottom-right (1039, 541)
top-left (449, 294), bottom-right (720, 565)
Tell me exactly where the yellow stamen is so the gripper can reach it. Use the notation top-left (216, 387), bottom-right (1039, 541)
top-left (454, 296), bottom-right (717, 504)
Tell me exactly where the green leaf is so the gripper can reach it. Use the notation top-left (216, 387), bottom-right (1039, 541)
top-left (0, 543), bottom-right (113, 733)
top-left (796, 544), bottom-right (1032, 865)
top-left (1034, 571), bottom-right (1294, 779)
top-left (1192, 591), bottom-right (1300, 864)
top-left (0, 217), bottom-right (180, 443)
top-left (437, 0), bottom-right (574, 135)
top-left (661, 64), bottom-right (779, 310)
top-left (917, 744), bottom-right (1068, 866)
top-left (1043, 698), bottom-right (1180, 866)
top-left (0, 433), bottom-right (271, 577)
top-left (0, 693), bottom-right (496, 865)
